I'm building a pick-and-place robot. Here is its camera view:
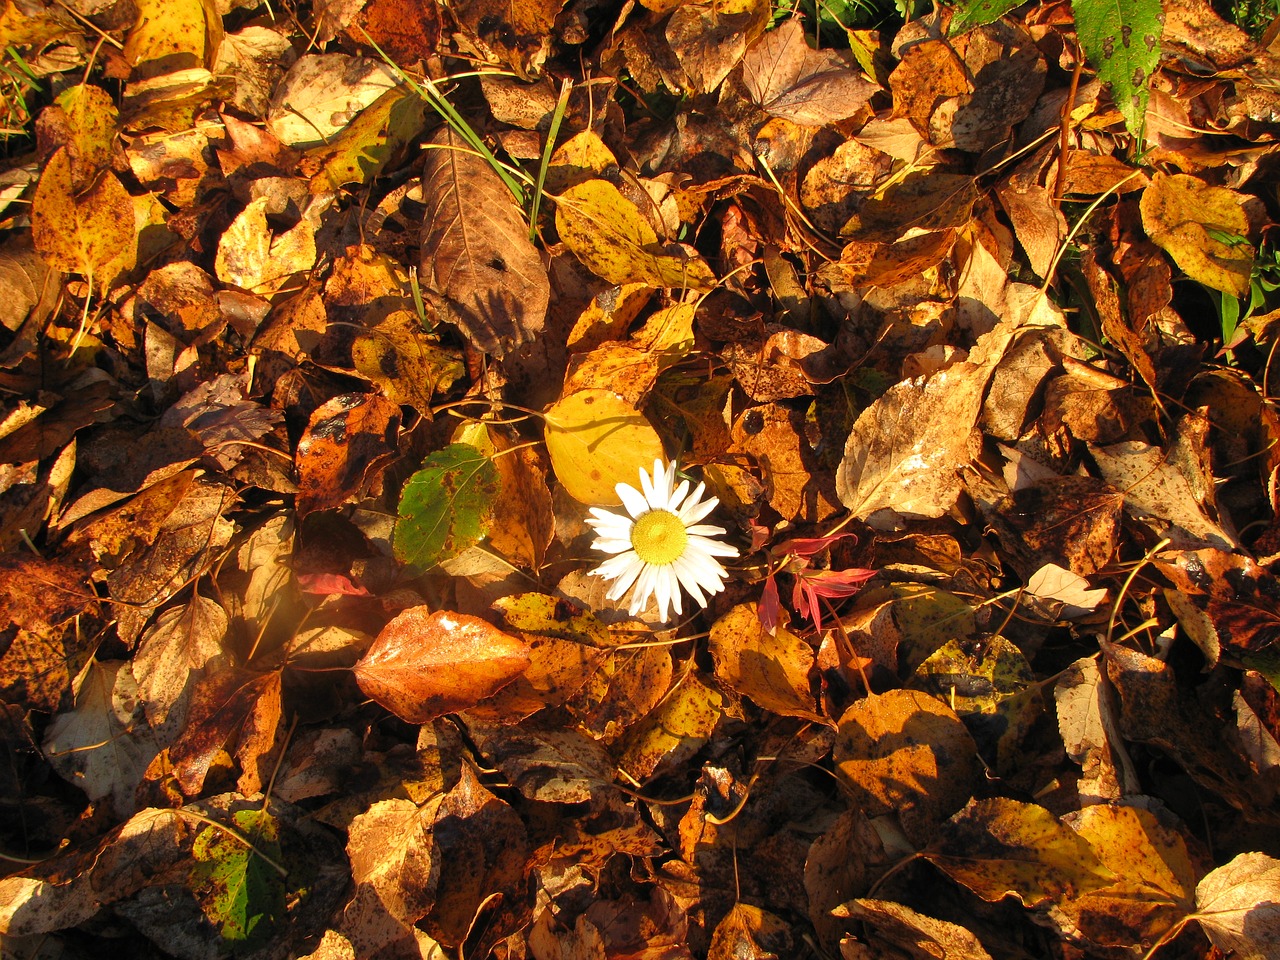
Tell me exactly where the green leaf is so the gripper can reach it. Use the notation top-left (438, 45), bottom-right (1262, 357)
top-left (947, 0), bottom-right (1024, 34)
top-left (394, 442), bottom-right (499, 568)
top-left (1073, 0), bottom-right (1162, 140)
top-left (189, 808), bottom-right (285, 947)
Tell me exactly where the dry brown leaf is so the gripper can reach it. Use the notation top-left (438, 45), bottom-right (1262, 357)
top-left (420, 125), bottom-right (549, 356)
top-left (742, 20), bottom-right (878, 126)
top-left (836, 322), bottom-right (1014, 524)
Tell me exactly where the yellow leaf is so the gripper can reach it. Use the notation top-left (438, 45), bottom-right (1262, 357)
top-left (620, 671), bottom-right (724, 779)
top-left (31, 148), bottom-right (137, 286)
top-left (925, 798), bottom-right (1117, 908)
top-left (124, 0), bottom-right (223, 78)
top-left (545, 130), bottom-right (618, 195)
top-left (709, 603), bottom-right (825, 722)
top-left (543, 388), bottom-right (666, 505)
top-left (556, 179), bottom-right (716, 290)
top-left (1140, 173), bottom-right (1253, 297)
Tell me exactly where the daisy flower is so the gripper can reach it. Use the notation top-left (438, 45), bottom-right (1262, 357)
top-left (586, 460), bottom-right (738, 621)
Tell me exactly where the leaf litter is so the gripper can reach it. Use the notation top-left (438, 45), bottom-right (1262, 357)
top-left (3, 0), bottom-right (1280, 957)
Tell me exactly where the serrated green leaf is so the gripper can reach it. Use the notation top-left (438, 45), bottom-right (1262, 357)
top-left (1074, 0), bottom-right (1162, 140)
top-left (189, 808), bottom-right (284, 946)
top-left (394, 442), bottom-right (499, 568)
top-left (947, 0), bottom-right (1023, 34)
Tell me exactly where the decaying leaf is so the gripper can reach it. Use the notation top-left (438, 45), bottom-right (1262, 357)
top-left (837, 322), bottom-right (1014, 524)
top-left (741, 20), bottom-right (878, 126)
top-left (420, 125), bottom-right (549, 356)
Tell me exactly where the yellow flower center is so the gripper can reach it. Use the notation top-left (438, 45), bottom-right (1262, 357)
top-left (630, 510), bottom-right (688, 565)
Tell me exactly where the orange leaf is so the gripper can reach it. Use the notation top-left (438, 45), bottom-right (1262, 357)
top-left (354, 608), bottom-right (531, 723)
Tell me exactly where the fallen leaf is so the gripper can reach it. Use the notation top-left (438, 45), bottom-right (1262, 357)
top-left (393, 442), bottom-right (498, 569)
top-left (741, 20), bottom-right (878, 126)
top-left (833, 688), bottom-right (979, 840)
top-left (43, 660), bottom-right (163, 817)
top-left (707, 903), bottom-right (795, 960)
top-left (1074, 0), bottom-right (1162, 138)
top-left (189, 807), bottom-right (285, 946)
top-left (924, 798), bottom-right (1117, 908)
top-left (1192, 852), bottom-right (1280, 960)
top-left (836, 323), bottom-right (1014, 524)
top-left (556, 179), bottom-right (716, 290)
top-left (353, 608), bottom-right (531, 723)
top-left (31, 148), bottom-right (137, 287)
top-left (708, 602), bottom-right (825, 722)
top-left (295, 393), bottom-right (401, 518)
top-left (124, 0), bottom-right (222, 79)
top-left (420, 125), bottom-right (549, 356)
top-left (543, 388), bottom-right (666, 506)
top-left (1139, 173), bottom-right (1253, 297)
top-left (620, 671), bottom-right (724, 780)
top-left (833, 899), bottom-right (994, 960)
top-left (266, 54), bottom-right (399, 148)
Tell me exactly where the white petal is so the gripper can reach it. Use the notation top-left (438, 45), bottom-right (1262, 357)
top-left (590, 536), bottom-right (634, 554)
top-left (594, 553), bottom-right (645, 598)
top-left (660, 566), bottom-right (683, 618)
top-left (629, 563), bottom-right (660, 616)
top-left (677, 544), bottom-right (731, 595)
top-left (639, 462), bottom-right (658, 504)
top-left (685, 523), bottom-right (728, 538)
top-left (672, 555), bottom-right (709, 608)
top-left (653, 564), bottom-right (674, 620)
top-left (677, 486), bottom-right (719, 524)
top-left (688, 533), bottom-right (739, 558)
top-left (617, 483), bottom-right (650, 518)
top-left (662, 478), bottom-right (690, 514)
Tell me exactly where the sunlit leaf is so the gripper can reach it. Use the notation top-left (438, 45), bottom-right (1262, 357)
top-left (394, 443), bottom-right (498, 569)
top-left (543, 389), bottom-right (666, 506)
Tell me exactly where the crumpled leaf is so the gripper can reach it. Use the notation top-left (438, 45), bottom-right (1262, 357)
top-left (420, 124), bottom-right (549, 357)
top-left (741, 20), bottom-right (878, 126)
top-left (353, 607), bottom-right (531, 723)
